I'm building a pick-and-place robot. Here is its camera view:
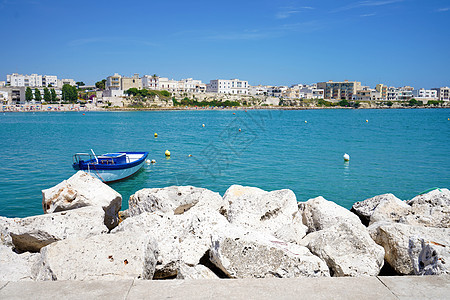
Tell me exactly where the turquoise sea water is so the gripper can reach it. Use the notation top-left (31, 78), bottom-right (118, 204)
top-left (0, 109), bottom-right (449, 218)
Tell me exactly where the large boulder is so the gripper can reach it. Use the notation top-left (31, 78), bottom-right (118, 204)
top-left (369, 197), bottom-right (410, 225)
top-left (128, 186), bottom-right (226, 217)
top-left (223, 185), bottom-right (307, 243)
top-left (301, 222), bottom-right (385, 277)
top-left (33, 231), bottom-right (158, 281)
top-left (113, 209), bottom-right (229, 279)
top-left (405, 188), bottom-right (450, 228)
top-left (209, 226), bottom-right (329, 278)
top-left (7, 206), bottom-right (108, 252)
top-left (368, 222), bottom-right (450, 275)
top-left (42, 171), bottom-right (122, 230)
top-left (300, 196), bottom-right (363, 233)
top-left (351, 193), bottom-right (406, 225)
top-left (0, 245), bottom-right (39, 281)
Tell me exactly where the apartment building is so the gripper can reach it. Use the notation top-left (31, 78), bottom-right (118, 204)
top-left (43, 75), bottom-right (58, 87)
top-left (249, 85), bottom-right (269, 96)
top-left (412, 89), bottom-right (438, 100)
top-left (432, 87), bottom-right (450, 101)
top-left (178, 78), bottom-right (206, 93)
top-left (206, 79), bottom-right (249, 94)
top-left (376, 84), bottom-right (388, 100)
top-left (317, 80), bottom-right (362, 100)
top-left (7, 73), bottom-right (43, 87)
top-left (121, 74), bottom-right (142, 91)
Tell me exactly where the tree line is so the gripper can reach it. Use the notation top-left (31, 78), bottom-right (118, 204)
top-left (25, 84), bottom-right (78, 103)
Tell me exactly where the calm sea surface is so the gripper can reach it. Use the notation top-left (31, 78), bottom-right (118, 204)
top-left (1, 109), bottom-right (449, 218)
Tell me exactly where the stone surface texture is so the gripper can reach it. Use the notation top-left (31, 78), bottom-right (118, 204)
top-left (7, 206), bottom-right (108, 252)
top-left (33, 231), bottom-right (158, 281)
top-left (302, 222), bottom-right (385, 277)
top-left (128, 186), bottom-right (226, 217)
top-left (0, 245), bottom-right (39, 281)
top-left (42, 171), bottom-right (122, 230)
top-left (223, 185), bottom-right (307, 243)
top-left (300, 196), bottom-right (363, 233)
top-left (368, 222), bottom-right (450, 275)
top-left (209, 226), bottom-right (329, 278)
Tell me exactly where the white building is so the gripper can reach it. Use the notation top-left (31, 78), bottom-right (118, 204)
top-left (7, 73), bottom-right (43, 87)
top-left (57, 78), bottom-right (76, 88)
top-left (412, 89), bottom-right (438, 100)
top-left (432, 87), bottom-right (450, 101)
top-left (178, 78), bottom-right (205, 93)
top-left (249, 85), bottom-right (269, 96)
top-left (206, 79), bottom-right (249, 94)
top-left (43, 75), bottom-right (58, 87)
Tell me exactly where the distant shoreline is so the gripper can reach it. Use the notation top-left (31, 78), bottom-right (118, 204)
top-left (1, 105), bottom-right (449, 113)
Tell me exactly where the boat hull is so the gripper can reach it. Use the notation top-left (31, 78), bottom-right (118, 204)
top-left (84, 159), bottom-right (146, 182)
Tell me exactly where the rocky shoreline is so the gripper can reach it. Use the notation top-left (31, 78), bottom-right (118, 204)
top-left (1, 171), bottom-right (449, 281)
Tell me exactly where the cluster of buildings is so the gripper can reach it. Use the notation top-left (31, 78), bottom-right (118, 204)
top-left (0, 73), bottom-right (77, 104)
top-left (1, 72), bottom-right (449, 105)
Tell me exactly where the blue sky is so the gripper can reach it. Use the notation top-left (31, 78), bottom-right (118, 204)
top-left (1, 0), bottom-right (449, 88)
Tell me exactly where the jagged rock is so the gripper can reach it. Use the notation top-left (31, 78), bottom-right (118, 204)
top-left (368, 222), bottom-right (450, 275)
top-left (413, 238), bottom-right (449, 275)
top-left (7, 206), bottom-right (108, 252)
top-left (209, 226), bottom-right (329, 278)
top-left (300, 196), bottom-right (363, 233)
top-left (128, 186), bottom-right (226, 217)
top-left (405, 188), bottom-right (450, 228)
top-left (0, 245), bottom-right (39, 281)
top-left (351, 194), bottom-right (406, 225)
top-left (176, 264), bottom-right (219, 280)
top-left (302, 222), bottom-right (385, 277)
top-left (33, 231), bottom-right (158, 281)
top-left (113, 210), bottom-right (229, 279)
top-left (369, 197), bottom-right (410, 225)
top-left (223, 185), bottom-right (307, 243)
top-left (42, 171), bottom-right (122, 230)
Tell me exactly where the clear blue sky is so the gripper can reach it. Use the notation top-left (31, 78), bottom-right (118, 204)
top-left (1, 0), bottom-right (449, 88)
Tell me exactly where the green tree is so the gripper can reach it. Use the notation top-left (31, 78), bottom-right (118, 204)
top-left (50, 89), bottom-right (57, 102)
top-left (95, 79), bottom-right (106, 90)
top-left (43, 88), bottom-right (51, 102)
top-left (34, 88), bottom-right (42, 101)
top-left (62, 84), bottom-right (78, 102)
top-left (25, 87), bottom-right (33, 101)
top-left (76, 81), bottom-right (85, 87)
top-left (125, 88), bottom-right (139, 96)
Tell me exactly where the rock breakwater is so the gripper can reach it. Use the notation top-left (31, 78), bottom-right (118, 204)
top-left (1, 171), bottom-right (448, 281)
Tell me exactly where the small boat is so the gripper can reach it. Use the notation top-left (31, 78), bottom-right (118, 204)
top-left (72, 150), bottom-right (149, 183)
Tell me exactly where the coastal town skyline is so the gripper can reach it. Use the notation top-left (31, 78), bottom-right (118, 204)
top-left (1, 0), bottom-right (449, 88)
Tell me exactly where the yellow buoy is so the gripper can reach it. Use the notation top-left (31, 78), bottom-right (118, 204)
top-left (305, 120), bottom-right (307, 123)
top-left (165, 150), bottom-right (171, 157)
top-left (343, 153), bottom-right (350, 162)
top-left (154, 133), bottom-right (158, 138)
top-left (151, 159), bottom-right (156, 164)
top-left (202, 124), bottom-right (205, 127)
top-left (366, 119), bottom-right (368, 123)
top-left (188, 154), bottom-right (192, 157)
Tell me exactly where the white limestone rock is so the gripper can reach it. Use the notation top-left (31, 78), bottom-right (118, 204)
top-left (413, 238), bottom-right (450, 275)
top-left (300, 196), bottom-right (363, 233)
top-left (302, 222), bottom-right (385, 277)
top-left (176, 264), bottom-right (219, 280)
top-left (209, 226), bottom-right (329, 278)
top-left (369, 196), bottom-right (411, 225)
top-left (405, 188), bottom-right (450, 228)
top-left (42, 171), bottom-right (122, 230)
top-left (351, 193), bottom-right (406, 225)
top-left (223, 185), bottom-right (307, 243)
top-left (33, 231), bottom-right (158, 281)
top-left (0, 245), bottom-right (39, 281)
top-left (113, 209), bottom-right (230, 279)
top-left (368, 222), bottom-right (450, 275)
top-left (8, 206), bottom-right (108, 252)
top-left (128, 186), bottom-right (227, 217)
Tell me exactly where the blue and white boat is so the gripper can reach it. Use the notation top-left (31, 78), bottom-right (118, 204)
top-left (72, 150), bottom-right (149, 183)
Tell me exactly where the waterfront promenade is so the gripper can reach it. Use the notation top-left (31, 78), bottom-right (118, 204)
top-left (1, 276), bottom-right (449, 299)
